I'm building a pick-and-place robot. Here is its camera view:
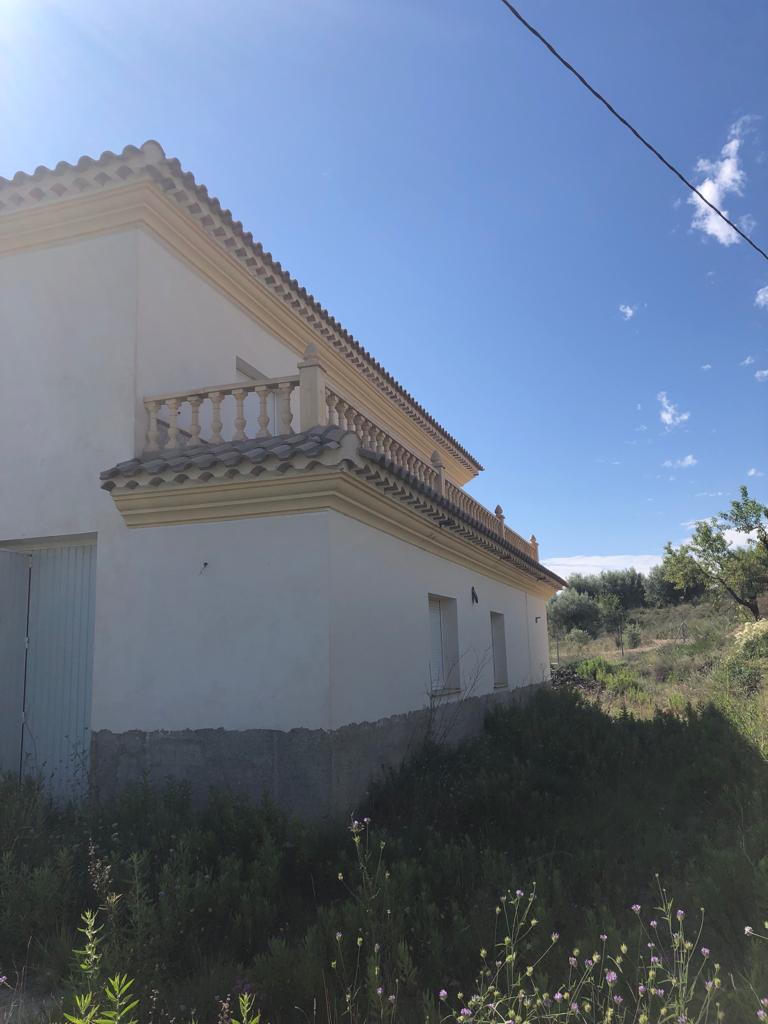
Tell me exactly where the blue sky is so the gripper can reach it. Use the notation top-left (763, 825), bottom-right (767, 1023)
top-left (2, 0), bottom-right (766, 574)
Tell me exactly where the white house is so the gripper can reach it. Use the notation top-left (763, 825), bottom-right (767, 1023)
top-left (0, 141), bottom-right (564, 816)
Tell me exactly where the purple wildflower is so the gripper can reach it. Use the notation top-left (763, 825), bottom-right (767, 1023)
top-left (606, 970), bottom-right (618, 984)
top-left (676, 909), bottom-right (685, 921)
top-left (631, 904), bottom-right (641, 914)
top-left (439, 990), bottom-right (448, 1001)
top-left (701, 947), bottom-right (710, 957)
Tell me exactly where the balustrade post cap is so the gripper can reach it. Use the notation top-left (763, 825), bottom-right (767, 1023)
top-left (529, 533), bottom-right (538, 544)
top-left (495, 504), bottom-right (505, 518)
top-left (298, 341), bottom-right (324, 368)
top-left (430, 450), bottom-right (445, 468)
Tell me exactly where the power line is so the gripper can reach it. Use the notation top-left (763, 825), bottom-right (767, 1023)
top-left (496, 0), bottom-right (768, 263)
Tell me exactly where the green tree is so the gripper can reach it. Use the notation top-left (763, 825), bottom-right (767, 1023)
top-left (598, 593), bottom-right (627, 654)
top-left (663, 486), bottom-right (768, 621)
top-left (599, 568), bottom-right (646, 610)
top-left (548, 589), bottom-right (602, 639)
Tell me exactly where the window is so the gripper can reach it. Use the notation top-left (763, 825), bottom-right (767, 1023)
top-left (490, 611), bottom-right (508, 688)
top-left (428, 594), bottom-right (459, 692)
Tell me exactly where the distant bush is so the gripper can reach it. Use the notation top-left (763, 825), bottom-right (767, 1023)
top-left (566, 626), bottom-right (591, 649)
top-left (627, 623), bottom-right (642, 648)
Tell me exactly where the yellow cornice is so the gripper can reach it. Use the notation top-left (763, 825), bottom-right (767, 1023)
top-left (0, 182), bottom-right (477, 486)
top-left (109, 468), bottom-right (557, 600)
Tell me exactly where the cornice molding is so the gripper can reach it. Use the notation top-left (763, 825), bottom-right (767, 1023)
top-left (107, 466), bottom-right (558, 599)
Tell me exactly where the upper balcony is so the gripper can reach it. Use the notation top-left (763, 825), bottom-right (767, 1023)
top-left (125, 345), bottom-right (541, 565)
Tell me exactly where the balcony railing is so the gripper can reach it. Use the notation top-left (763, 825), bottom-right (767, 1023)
top-left (141, 345), bottom-right (539, 562)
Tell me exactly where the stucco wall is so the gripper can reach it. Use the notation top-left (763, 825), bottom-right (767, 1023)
top-left (90, 507), bottom-right (549, 736)
top-left (327, 512), bottom-right (550, 728)
top-left (90, 512), bottom-right (333, 734)
top-left (0, 230), bottom-right (137, 542)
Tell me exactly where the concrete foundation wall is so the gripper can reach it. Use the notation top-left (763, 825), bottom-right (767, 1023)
top-left (91, 682), bottom-right (541, 821)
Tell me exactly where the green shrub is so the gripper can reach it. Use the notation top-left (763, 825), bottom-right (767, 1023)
top-left (733, 619), bottom-right (768, 659)
top-left (627, 623), bottom-right (642, 648)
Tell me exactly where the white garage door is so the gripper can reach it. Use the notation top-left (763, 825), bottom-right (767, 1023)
top-left (0, 543), bottom-right (96, 797)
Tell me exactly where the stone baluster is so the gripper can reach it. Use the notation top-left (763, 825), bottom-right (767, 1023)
top-left (334, 399), bottom-right (347, 431)
top-left (430, 451), bottom-right (445, 495)
top-left (233, 388), bottom-right (248, 441)
top-left (255, 386), bottom-right (271, 437)
top-left (164, 398), bottom-right (181, 449)
top-left (209, 391), bottom-right (224, 444)
top-left (187, 395), bottom-right (203, 447)
top-left (278, 382), bottom-right (295, 434)
top-left (529, 534), bottom-right (539, 560)
top-left (145, 400), bottom-right (160, 450)
top-left (348, 410), bottom-right (362, 439)
top-left (326, 391), bottom-right (339, 427)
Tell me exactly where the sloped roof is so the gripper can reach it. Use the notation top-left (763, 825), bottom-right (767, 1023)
top-left (1, 141), bottom-right (482, 474)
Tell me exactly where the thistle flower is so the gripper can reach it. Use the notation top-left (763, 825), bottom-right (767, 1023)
top-left (606, 970), bottom-right (618, 984)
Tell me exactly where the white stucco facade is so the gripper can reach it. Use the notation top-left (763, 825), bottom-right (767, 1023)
top-left (0, 142), bottom-right (562, 801)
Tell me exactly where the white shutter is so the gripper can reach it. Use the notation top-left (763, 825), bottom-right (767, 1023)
top-left (428, 596), bottom-right (445, 688)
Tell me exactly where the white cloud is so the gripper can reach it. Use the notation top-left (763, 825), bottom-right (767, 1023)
top-left (619, 304), bottom-right (637, 320)
top-left (701, 363), bottom-right (712, 370)
top-left (756, 286), bottom-right (768, 309)
top-left (740, 213), bottom-right (757, 234)
top-left (657, 391), bottom-right (690, 429)
top-left (695, 491), bottom-right (724, 497)
top-left (747, 467), bottom-right (764, 477)
top-left (756, 369), bottom-right (768, 382)
top-left (544, 553), bottom-right (662, 579)
top-left (687, 120), bottom-right (756, 245)
top-left (663, 454), bottom-right (698, 469)
top-left (741, 355), bottom-right (755, 365)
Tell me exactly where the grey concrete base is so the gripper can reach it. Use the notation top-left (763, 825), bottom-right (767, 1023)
top-left (91, 684), bottom-right (541, 821)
